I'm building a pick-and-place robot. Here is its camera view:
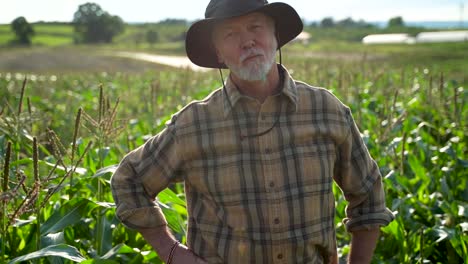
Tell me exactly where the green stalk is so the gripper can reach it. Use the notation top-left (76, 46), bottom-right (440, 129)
top-left (453, 86), bottom-right (458, 123)
top-left (32, 137), bottom-right (40, 253)
top-left (15, 77), bottom-right (28, 192)
top-left (69, 108), bottom-right (82, 200)
top-left (17, 78), bottom-right (27, 116)
top-left (96, 84), bottom-right (105, 256)
top-left (1, 141), bottom-right (12, 264)
top-left (400, 131), bottom-right (407, 177)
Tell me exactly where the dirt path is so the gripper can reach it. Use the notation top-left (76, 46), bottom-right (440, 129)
top-left (0, 47), bottom-right (183, 73)
top-left (114, 51), bottom-right (209, 72)
top-left (0, 47), bottom-right (210, 73)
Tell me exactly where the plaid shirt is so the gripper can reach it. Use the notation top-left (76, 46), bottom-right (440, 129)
top-left (111, 65), bottom-right (394, 264)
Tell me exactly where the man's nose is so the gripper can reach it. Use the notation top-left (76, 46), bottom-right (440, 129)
top-left (242, 39), bottom-right (255, 49)
top-left (240, 31), bottom-right (255, 49)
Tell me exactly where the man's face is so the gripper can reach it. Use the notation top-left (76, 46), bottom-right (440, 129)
top-left (212, 12), bottom-right (277, 82)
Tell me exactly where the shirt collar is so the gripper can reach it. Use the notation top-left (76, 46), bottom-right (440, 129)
top-left (222, 64), bottom-right (299, 118)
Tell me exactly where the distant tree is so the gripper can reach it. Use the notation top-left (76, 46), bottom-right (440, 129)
top-left (170, 31), bottom-right (187, 42)
top-left (388, 16), bottom-right (405, 27)
top-left (356, 19), bottom-right (375, 28)
top-left (11, 17), bottom-right (34, 45)
top-left (320, 17), bottom-right (335, 28)
top-left (308, 21), bottom-right (318, 28)
top-left (72, 2), bottom-right (124, 43)
top-left (158, 19), bottom-right (188, 25)
top-left (146, 29), bottom-right (159, 45)
top-left (336, 17), bottom-right (375, 28)
top-left (337, 17), bottom-right (353, 27)
top-left (133, 32), bottom-right (144, 46)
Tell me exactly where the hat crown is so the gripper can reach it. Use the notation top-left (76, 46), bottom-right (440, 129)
top-left (187, 1), bottom-right (302, 68)
top-left (205, 0), bottom-right (269, 19)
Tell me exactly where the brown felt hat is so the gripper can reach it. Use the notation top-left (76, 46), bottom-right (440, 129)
top-left (185, 0), bottom-right (303, 69)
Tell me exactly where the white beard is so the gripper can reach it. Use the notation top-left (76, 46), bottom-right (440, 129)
top-left (225, 43), bottom-right (277, 82)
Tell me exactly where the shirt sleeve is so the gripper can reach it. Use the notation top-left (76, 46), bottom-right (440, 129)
top-left (334, 107), bottom-right (394, 232)
top-left (110, 120), bottom-right (183, 229)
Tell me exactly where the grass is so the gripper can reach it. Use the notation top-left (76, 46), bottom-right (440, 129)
top-left (33, 24), bottom-right (74, 36)
top-left (32, 35), bottom-right (73, 46)
top-left (0, 23), bottom-right (73, 47)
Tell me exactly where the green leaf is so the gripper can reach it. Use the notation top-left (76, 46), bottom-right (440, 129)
top-left (158, 188), bottom-right (186, 207)
top-left (92, 164), bottom-right (118, 179)
top-left (96, 147), bottom-right (111, 161)
top-left (39, 160), bottom-right (87, 175)
top-left (95, 209), bottom-right (113, 256)
top-left (100, 243), bottom-right (136, 259)
top-left (8, 244), bottom-right (86, 263)
top-left (81, 260), bottom-right (119, 264)
top-left (42, 232), bottom-right (65, 247)
top-left (13, 218), bottom-right (35, 227)
top-left (42, 233), bottom-right (67, 264)
top-left (159, 202), bottom-right (185, 235)
top-left (381, 217), bottom-right (404, 242)
top-left (407, 154), bottom-right (428, 183)
top-left (40, 198), bottom-right (98, 235)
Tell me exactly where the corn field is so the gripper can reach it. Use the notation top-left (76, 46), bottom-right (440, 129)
top-left (0, 58), bottom-right (467, 263)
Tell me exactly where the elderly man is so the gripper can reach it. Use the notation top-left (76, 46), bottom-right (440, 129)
top-left (111, 0), bottom-right (394, 263)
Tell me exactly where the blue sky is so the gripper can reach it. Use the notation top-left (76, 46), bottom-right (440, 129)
top-left (1, 0), bottom-right (466, 24)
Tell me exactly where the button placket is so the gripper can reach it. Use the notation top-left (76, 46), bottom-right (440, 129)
top-left (273, 217), bottom-right (280, 225)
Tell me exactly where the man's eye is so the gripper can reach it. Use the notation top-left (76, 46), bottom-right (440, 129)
top-left (224, 32), bottom-right (235, 39)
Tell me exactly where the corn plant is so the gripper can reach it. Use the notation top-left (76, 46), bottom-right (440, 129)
top-left (0, 56), bottom-right (466, 263)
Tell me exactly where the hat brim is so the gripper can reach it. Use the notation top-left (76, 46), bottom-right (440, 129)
top-left (185, 2), bottom-right (303, 69)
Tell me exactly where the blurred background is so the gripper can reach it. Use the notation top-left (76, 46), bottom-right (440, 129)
top-left (0, 0), bottom-right (467, 74)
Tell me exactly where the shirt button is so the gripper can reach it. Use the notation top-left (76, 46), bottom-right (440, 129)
top-left (277, 253), bottom-right (283, 259)
top-left (274, 218), bottom-right (280, 224)
top-left (269, 181), bottom-right (275, 188)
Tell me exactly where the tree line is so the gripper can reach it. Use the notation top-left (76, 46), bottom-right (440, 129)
top-left (10, 2), bottom-right (406, 46)
top-left (10, 2), bottom-right (125, 45)
top-left (312, 16), bottom-right (405, 28)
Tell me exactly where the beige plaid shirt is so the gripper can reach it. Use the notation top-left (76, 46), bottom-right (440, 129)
top-left (111, 65), bottom-right (394, 264)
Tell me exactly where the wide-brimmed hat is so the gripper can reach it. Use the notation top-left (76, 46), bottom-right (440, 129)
top-left (185, 0), bottom-right (303, 69)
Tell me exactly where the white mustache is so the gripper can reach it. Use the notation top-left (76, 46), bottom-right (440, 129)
top-left (239, 48), bottom-right (265, 63)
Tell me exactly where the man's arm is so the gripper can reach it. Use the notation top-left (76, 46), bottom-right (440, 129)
top-left (137, 226), bottom-right (207, 264)
top-left (332, 107), bottom-right (394, 263)
top-left (348, 228), bottom-right (380, 264)
top-left (137, 226), bottom-right (176, 261)
top-left (111, 122), bottom-right (205, 263)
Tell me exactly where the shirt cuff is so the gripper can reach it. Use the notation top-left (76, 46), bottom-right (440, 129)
top-left (116, 203), bottom-right (168, 229)
top-left (343, 208), bottom-right (395, 232)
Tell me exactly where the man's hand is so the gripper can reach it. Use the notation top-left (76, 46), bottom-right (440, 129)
top-left (348, 228), bottom-right (380, 264)
top-left (170, 243), bottom-right (207, 264)
top-left (137, 226), bottom-right (206, 263)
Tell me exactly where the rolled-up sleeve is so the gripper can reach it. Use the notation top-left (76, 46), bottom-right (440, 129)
top-left (334, 107), bottom-right (394, 232)
top-left (111, 121), bottom-right (182, 229)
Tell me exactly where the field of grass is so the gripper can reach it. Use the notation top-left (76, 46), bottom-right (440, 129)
top-left (0, 22), bottom-right (467, 263)
top-left (0, 22), bottom-right (187, 48)
top-left (0, 23), bottom-right (74, 47)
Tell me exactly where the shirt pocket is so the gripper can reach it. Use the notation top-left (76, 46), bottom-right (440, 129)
top-left (185, 152), bottom-right (247, 204)
top-left (291, 138), bottom-right (337, 185)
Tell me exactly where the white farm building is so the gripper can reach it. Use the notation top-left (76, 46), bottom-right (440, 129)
top-left (416, 31), bottom-right (468, 43)
top-left (293, 31), bottom-right (311, 45)
top-left (362, 34), bottom-right (415, 44)
top-left (363, 31), bottom-right (468, 45)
